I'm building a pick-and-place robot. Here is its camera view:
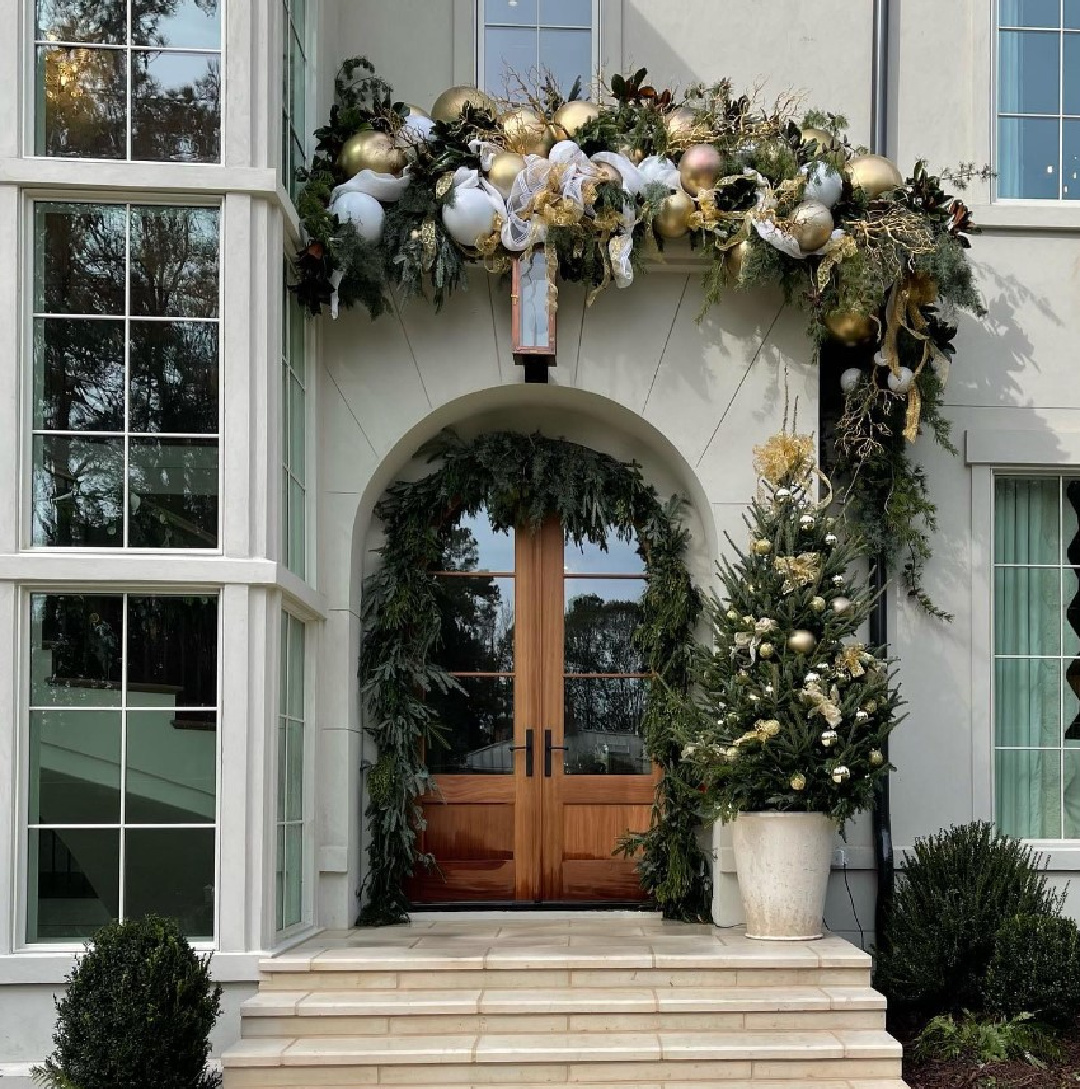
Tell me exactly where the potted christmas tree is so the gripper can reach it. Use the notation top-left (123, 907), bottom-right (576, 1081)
top-left (680, 432), bottom-right (902, 940)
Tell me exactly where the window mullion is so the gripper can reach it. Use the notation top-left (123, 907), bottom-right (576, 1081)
top-left (118, 593), bottom-right (128, 922)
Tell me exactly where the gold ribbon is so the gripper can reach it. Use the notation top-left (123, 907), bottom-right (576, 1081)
top-left (774, 552), bottom-right (823, 594)
top-left (420, 217), bottom-right (437, 271)
top-left (802, 681), bottom-right (842, 728)
top-left (882, 275), bottom-right (944, 442)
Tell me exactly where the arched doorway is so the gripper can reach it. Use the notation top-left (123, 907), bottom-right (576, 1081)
top-left (407, 508), bottom-right (655, 905)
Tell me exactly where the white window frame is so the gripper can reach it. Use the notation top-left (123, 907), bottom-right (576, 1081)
top-left (26, 0), bottom-right (226, 163)
top-left (281, 267), bottom-right (309, 581)
top-left (476, 0), bottom-right (601, 98)
top-left (15, 585), bottom-right (223, 952)
top-left (21, 192), bottom-right (225, 555)
top-left (280, 0), bottom-right (313, 204)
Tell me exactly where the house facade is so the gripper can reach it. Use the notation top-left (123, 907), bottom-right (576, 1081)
top-left (0, 0), bottom-right (1077, 1075)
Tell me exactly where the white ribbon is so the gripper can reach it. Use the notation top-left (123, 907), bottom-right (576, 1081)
top-left (330, 168), bottom-right (410, 206)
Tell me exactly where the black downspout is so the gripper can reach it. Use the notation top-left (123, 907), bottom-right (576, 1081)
top-left (870, 0), bottom-right (895, 952)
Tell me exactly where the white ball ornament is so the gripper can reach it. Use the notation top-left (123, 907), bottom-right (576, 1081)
top-left (832, 596), bottom-right (852, 615)
top-left (441, 188), bottom-right (498, 247)
top-left (825, 533), bottom-right (838, 546)
top-left (855, 710), bottom-right (870, 723)
top-left (331, 190), bottom-right (385, 242)
top-left (402, 108), bottom-right (435, 143)
top-left (820, 729), bottom-right (838, 748)
top-left (805, 671), bottom-right (821, 684)
top-left (840, 367), bottom-right (862, 393)
top-left (764, 684), bottom-right (775, 695)
top-left (799, 514), bottom-right (814, 529)
top-left (831, 765), bottom-right (851, 783)
top-left (833, 575), bottom-right (845, 586)
top-left (801, 161), bottom-right (844, 208)
top-left (888, 367), bottom-right (915, 394)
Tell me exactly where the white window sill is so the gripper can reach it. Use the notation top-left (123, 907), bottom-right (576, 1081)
top-left (974, 202), bottom-right (1080, 232)
top-left (0, 949), bottom-right (265, 986)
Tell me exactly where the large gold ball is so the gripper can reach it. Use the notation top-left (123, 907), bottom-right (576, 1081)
top-left (790, 199), bottom-right (835, 254)
top-left (553, 100), bottom-right (599, 138)
top-left (823, 309), bottom-right (878, 345)
top-left (800, 126), bottom-right (839, 151)
top-left (788, 629), bottom-right (817, 655)
top-left (654, 189), bottom-right (695, 239)
top-left (618, 145), bottom-right (645, 165)
top-left (487, 150), bottom-right (526, 200)
top-left (338, 130), bottom-right (407, 177)
top-left (678, 143), bottom-right (723, 197)
top-left (846, 154), bottom-right (904, 198)
top-left (430, 85), bottom-right (497, 123)
top-left (501, 107), bottom-right (555, 156)
top-left (593, 161), bottom-right (622, 185)
top-left (664, 106), bottom-right (703, 141)
top-left (726, 239), bottom-right (750, 282)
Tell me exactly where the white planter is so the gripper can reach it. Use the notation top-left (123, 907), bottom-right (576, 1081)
top-left (731, 811), bottom-right (834, 940)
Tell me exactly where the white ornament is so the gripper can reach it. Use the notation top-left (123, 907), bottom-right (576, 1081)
top-left (799, 514), bottom-right (814, 529)
top-left (831, 765), bottom-right (851, 783)
top-left (855, 710), bottom-right (870, 722)
top-left (442, 187), bottom-right (500, 247)
top-left (401, 109), bottom-right (435, 144)
top-left (330, 190), bottom-right (384, 242)
top-left (840, 367), bottom-right (862, 393)
top-left (776, 488), bottom-right (792, 499)
top-left (821, 729), bottom-right (838, 748)
top-left (825, 533), bottom-right (838, 546)
top-left (801, 161), bottom-right (844, 208)
top-left (833, 575), bottom-right (845, 586)
top-left (805, 671), bottom-right (821, 684)
top-left (764, 685), bottom-right (775, 695)
top-left (888, 367), bottom-right (915, 394)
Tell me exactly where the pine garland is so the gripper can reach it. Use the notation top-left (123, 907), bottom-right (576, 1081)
top-left (358, 430), bottom-right (709, 925)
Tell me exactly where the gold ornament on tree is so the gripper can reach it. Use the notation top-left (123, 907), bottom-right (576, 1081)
top-left (431, 85), bottom-right (497, 123)
top-left (501, 108), bottom-right (555, 156)
top-left (800, 126), bottom-right (839, 150)
top-left (789, 199), bottom-right (835, 254)
top-left (788, 629), bottom-right (817, 654)
top-left (553, 99), bottom-right (599, 138)
top-left (846, 153), bottom-right (904, 198)
top-left (654, 189), bottom-right (694, 239)
top-left (824, 309), bottom-right (877, 345)
top-left (619, 145), bottom-right (645, 164)
top-left (678, 143), bottom-right (723, 196)
top-left (752, 539), bottom-right (772, 555)
top-left (664, 105), bottom-right (703, 140)
top-left (487, 151), bottom-right (526, 199)
top-left (725, 239), bottom-right (749, 282)
top-left (338, 130), bottom-right (407, 177)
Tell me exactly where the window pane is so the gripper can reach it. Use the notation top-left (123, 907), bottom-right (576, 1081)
top-left (1063, 569), bottom-right (1080, 655)
top-left (289, 375), bottom-right (305, 475)
top-left (289, 478), bottom-right (306, 575)
top-left (539, 28), bottom-right (592, 96)
top-left (129, 321), bottom-right (219, 434)
top-left (998, 30), bottom-right (1060, 113)
top-left (427, 676), bottom-right (515, 774)
top-left (132, 0), bottom-right (221, 48)
top-left (29, 710), bottom-right (122, 824)
top-left (276, 718), bottom-right (287, 819)
top-left (31, 594), bottom-right (123, 705)
top-left (127, 595), bottom-right (218, 707)
top-left (1067, 0), bottom-right (1080, 28)
top-left (565, 534), bottom-right (645, 575)
top-left (431, 577), bottom-right (515, 673)
top-left (124, 828), bottom-right (214, 939)
top-left (1064, 661), bottom-right (1080, 745)
top-left (487, 0), bottom-right (537, 23)
top-left (1063, 120), bottom-right (1080, 198)
top-left (275, 823), bottom-right (285, 932)
top-left (995, 657), bottom-right (1060, 746)
top-left (563, 677), bottom-right (650, 774)
top-left (32, 435), bottom-right (124, 547)
top-left (288, 298), bottom-right (306, 383)
top-left (128, 437), bottom-right (219, 548)
top-left (289, 33), bottom-right (305, 137)
top-left (28, 828), bottom-right (119, 943)
top-left (434, 512), bottom-right (515, 573)
top-left (126, 710), bottom-right (216, 824)
top-left (1000, 0), bottom-right (1061, 26)
top-left (997, 748), bottom-right (1061, 838)
top-left (34, 317), bottom-right (126, 431)
top-left (287, 617), bottom-right (304, 719)
top-left (36, 45), bottom-right (127, 158)
top-left (995, 567), bottom-right (1061, 655)
top-left (541, 0), bottom-right (592, 26)
top-left (999, 116), bottom-right (1060, 197)
top-left (284, 824), bottom-right (302, 928)
top-left (995, 477), bottom-right (1059, 563)
top-left (1062, 479), bottom-right (1080, 563)
top-left (1064, 750), bottom-right (1080, 835)
top-left (1064, 35), bottom-right (1080, 115)
top-left (35, 203), bottom-right (126, 315)
top-left (130, 206), bottom-right (219, 318)
top-left (285, 722), bottom-right (303, 822)
top-left (36, 0), bottom-right (127, 43)
top-left (485, 26), bottom-right (537, 95)
top-left (131, 52), bottom-right (221, 163)
top-left (564, 581), bottom-right (647, 674)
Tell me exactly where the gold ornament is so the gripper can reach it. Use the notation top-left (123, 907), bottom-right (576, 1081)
top-left (790, 772), bottom-right (807, 791)
top-left (870, 749), bottom-right (884, 766)
top-left (790, 199), bottom-right (834, 254)
top-left (824, 309), bottom-right (877, 345)
top-left (487, 151), bottom-right (526, 199)
top-left (846, 153), bottom-right (904, 198)
top-left (831, 765), bottom-right (851, 784)
top-left (664, 106), bottom-right (702, 140)
top-left (752, 539), bottom-right (772, 555)
top-left (619, 145), bottom-right (645, 165)
top-left (501, 107), bottom-right (555, 156)
top-left (820, 729), bottom-right (838, 748)
top-left (831, 596), bottom-right (853, 616)
top-left (908, 271), bottom-right (939, 307)
top-left (788, 629), bottom-right (817, 655)
top-left (759, 642), bottom-right (775, 659)
top-left (593, 161), bottom-right (622, 185)
top-left (431, 85), bottom-right (496, 123)
top-left (725, 239), bottom-right (749, 282)
top-left (678, 143), bottom-right (723, 196)
top-left (654, 189), bottom-right (694, 239)
top-left (553, 99), bottom-right (599, 138)
top-left (338, 130), bottom-right (407, 177)
top-left (811, 596), bottom-right (827, 613)
top-left (801, 126), bottom-right (839, 150)
top-left (774, 552), bottom-right (823, 594)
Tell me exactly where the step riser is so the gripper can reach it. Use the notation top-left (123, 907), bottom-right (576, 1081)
top-left (259, 967), bottom-right (871, 991)
top-left (241, 1008), bottom-right (886, 1037)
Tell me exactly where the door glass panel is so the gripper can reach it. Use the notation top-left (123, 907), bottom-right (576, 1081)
top-left (564, 534), bottom-right (645, 575)
top-left (432, 576), bottom-right (515, 673)
top-left (564, 580), bottom-right (646, 674)
top-left (427, 676), bottom-right (515, 774)
top-left (435, 511), bottom-right (515, 572)
top-left (563, 677), bottom-right (649, 774)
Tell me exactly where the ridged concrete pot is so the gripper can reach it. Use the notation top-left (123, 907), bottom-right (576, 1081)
top-left (731, 811), bottom-right (834, 940)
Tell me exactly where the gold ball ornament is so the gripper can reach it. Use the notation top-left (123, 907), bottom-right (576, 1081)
top-left (831, 596), bottom-right (853, 616)
top-left (787, 629), bottom-right (817, 655)
top-left (724, 239), bottom-right (750, 283)
top-left (487, 151), bottom-right (526, 200)
top-left (846, 153), bottom-right (904, 198)
top-left (824, 309), bottom-right (877, 346)
top-left (790, 199), bottom-right (835, 254)
top-left (759, 642), bottom-right (775, 659)
top-left (831, 765), bottom-right (852, 784)
top-left (431, 85), bottom-right (497, 123)
top-left (678, 143), bottom-right (723, 196)
top-left (501, 107), bottom-right (555, 156)
top-left (800, 126), bottom-right (839, 150)
top-left (654, 189), bottom-right (695, 239)
top-left (790, 772), bottom-right (807, 791)
top-left (593, 161), bottom-right (623, 185)
top-left (810, 596), bottom-right (827, 613)
top-left (752, 539), bottom-right (772, 555)
top-left (338, 130), bottom-right (407, 177)
top-left (870, 749), bottom-right (885, 766)
top-left (664, 106), bottom-right (703, 140)
top-left (619, 145), bottom-right (645, 165)
top-left (553, 99), bottom-right (599, 138)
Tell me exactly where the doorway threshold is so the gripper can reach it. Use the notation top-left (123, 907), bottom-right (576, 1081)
top-left (409, 902), bottom-right (660, 920)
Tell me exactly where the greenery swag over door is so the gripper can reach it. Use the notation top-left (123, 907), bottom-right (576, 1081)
top-left (359, 430), bottom-right (708, 924)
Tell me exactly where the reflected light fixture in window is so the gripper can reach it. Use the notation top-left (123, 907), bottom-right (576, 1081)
top-left (511, 248), bottom-right (557, 383)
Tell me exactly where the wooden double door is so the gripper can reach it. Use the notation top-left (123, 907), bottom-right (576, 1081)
top-left (407, 512), bottom-right (657, 905)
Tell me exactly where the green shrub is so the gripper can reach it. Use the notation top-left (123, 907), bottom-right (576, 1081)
top-left (912, 1011), bottom-right (1060, 1067)
top-left (33, 915), bottom-right (222, 1089)
top-left (874, 821), bottom-right (1064, 1014)
top-left (985, 914), bottom-right (1080, 1028)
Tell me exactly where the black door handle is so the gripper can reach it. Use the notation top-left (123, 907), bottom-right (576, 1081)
top-left (510, 728), bottom-right (534, 776)
top-left (544, 728), bottom-right (568, 777)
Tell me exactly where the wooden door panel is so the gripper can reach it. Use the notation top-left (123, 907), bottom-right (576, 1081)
top-left (560, 803), bottom-right (652, 860)
top-left (561, 859), bottom-right (646, 900)
top-left (407, 860), bottom-right (516, 902)
top-left (422, 803), bottom-right (514, 860)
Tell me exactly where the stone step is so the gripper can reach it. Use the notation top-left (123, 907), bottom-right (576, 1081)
top-left (221, 1029), bottom-right (903, 1087)
top-left (240, 985), bottom-right (887, 1038)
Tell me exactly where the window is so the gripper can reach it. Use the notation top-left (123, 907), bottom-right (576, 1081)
top-left (480, 0), bottom-right (595, 98)
top-left (996, 0), bottom-right (1080, 199)
top-left (281, 276), bottom-right (307, 577)
top-left (26, 592), bottom-right (219, 943)
top-left (34, 0), bottom-right (221, 161)
top-left (282, 0), bottom-right (307, 199)
top-left (994, 476), bottom-right (1080, 838)
top-left (276, 611), bottom-right (305, 931)
top-left (32, 201), bottom-right (220, 549)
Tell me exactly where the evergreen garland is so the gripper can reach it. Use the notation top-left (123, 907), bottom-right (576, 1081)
top-left (358, 429), bottom-right (709, 925)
